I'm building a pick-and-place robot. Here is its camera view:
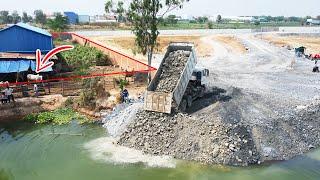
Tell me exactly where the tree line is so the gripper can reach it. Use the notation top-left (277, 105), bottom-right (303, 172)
top-left (0, 10), bottom-right (43, 24)
top-left (0, 10), bottom-right (69, 32)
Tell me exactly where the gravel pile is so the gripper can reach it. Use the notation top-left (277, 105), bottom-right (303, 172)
top-left (118, 108), bottom-right (260, 166)
top-left (116, 87), bottom-right (320, 166)
top-left (255, 98), bottom-right (320, 161)
top-left (154, 50), bottom-right (190, 93)
top-left (102, 101), bottom-right (143, 138)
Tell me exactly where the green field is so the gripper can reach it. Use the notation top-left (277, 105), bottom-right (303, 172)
top-left (158, 21), bottom-right (302, 30)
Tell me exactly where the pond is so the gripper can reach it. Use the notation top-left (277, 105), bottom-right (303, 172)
top-left (0, 121), bottom-right (319, 180)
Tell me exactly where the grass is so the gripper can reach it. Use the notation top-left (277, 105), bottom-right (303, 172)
top-left (23, 108), bottom-right (91, 125)
top-left (155, 22), bottom-right (302, 30)
top-left (63, 21), bottom-right (304, 31)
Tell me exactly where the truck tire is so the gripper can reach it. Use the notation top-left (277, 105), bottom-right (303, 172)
top-left (187, 95), bottom-right (192, 108)
top-left (179, 99), bottom-right (187, 112)
top-left (199, 87), bottom-right (205, 98)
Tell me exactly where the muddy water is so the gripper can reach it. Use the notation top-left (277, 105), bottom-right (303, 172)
top-left (1, 121), bottom-right (320, 180)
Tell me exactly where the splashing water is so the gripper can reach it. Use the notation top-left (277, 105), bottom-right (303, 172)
top-left (84, 137), bottom-right (176, 168)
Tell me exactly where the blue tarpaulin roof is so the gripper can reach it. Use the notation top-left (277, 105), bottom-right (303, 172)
top-left (0, 60), bottom-right (52, 73)
top-left (30, 61), bottom-right (52, 72)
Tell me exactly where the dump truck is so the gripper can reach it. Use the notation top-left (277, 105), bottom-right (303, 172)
top-left (144, 42), bottom-right (209, 114)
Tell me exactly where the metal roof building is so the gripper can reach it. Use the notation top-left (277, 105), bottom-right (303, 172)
top-left (0, 23), bottom-right (53, 54)
top-left (0, 23), bottom-right (53, 74)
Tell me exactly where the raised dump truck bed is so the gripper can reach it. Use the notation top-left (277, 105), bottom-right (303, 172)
top-left (144, 42), bottom-right (197, 114)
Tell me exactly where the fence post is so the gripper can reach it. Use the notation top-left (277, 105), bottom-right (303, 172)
top-left (103, 69), bottom-right (106, 89)
top-left (48, 82), bottom-right (51, 94)
top-left (61, 81), bottom-right (65, 96)
top-left (20, 85), bottom-right (23, 97)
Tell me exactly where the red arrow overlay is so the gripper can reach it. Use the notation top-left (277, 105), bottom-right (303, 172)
top-left (36, 45), bottom-right (74, 73)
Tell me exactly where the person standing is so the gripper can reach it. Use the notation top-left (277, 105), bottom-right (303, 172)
top-left (4, 85), bottom-right (14, 103)
top-left (34, 84), bottom-right (39, 97)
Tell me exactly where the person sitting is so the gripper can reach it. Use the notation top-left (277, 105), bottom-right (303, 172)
top-left (121, 89), bottom-right (129, 103)
top-left (4, 85), bottom-right (14, 103)
top-left (1, 92), bottom-right (8, 104)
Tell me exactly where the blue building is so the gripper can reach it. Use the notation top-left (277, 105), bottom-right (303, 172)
top-left (64, 12), bottom-right (79, 24)
top-left (0, 23), bottom-right (53, 53)
top-left (0, 23), bottom-right (53, 76)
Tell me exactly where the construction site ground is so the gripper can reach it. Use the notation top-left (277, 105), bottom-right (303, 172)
top-left (91, 35), bottom-right (213, 58)
top-left (95, 32), bottom-right (320, 166)
top-left (260, 33), bottom-right (320, 54)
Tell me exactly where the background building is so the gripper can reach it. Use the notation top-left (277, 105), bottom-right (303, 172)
top-left (64, 12), bottom-right (79, 24)
top-left (78, 15), bottom-right (90, 24)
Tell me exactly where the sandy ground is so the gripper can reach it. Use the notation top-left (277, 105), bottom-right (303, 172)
top-left (0, 95), bottom-right (67, 122)
top-left (260, 33), bottom-right (320, 54)
top-left (91, 35), bottom-right (213, 58)
top-left (214, 35), bottom-right (247, 54)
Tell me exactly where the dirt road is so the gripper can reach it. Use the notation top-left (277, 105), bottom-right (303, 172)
top-left (193, 33), bottom-right (320, 162)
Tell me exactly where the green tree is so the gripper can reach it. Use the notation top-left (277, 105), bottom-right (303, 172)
top-left (22, 12), bottom-right (31, 23)
top-left (47, 13), bottom-right (69, 32)
top-left (196, 16), bottom-right (208, 23)
top-left (116, 1), bottom-right (126, 22)
top-left (22, 12), bottom-right (28, 23)
top-left (11, 11), bottom-right (21, 24)
top-left (105, 0), bottom-right (126, 22)
top-left (167, 15), bottom-right (177, 25)
top-left (105, 0), bottom-right (114, 13)
top-left (288, 16), bottom-right (300, 22)
top-left (0, 11), bottom-right (10, 24)
top-left (34, 10), bottom-right (47, 25)
top-left (126, 0), bottom-right (189, 82)
top-left (207, 21), bottom-right (213, 29)
top-left (216, 14), bottom-right (222, 23)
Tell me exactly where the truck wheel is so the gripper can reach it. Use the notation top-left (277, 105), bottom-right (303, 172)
top-left (179, 99), bottom-right (187, 112)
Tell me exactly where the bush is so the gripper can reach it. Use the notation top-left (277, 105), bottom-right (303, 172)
top-left (208, 21), bottom-right (214, 29)
top-left (60, 45), bottom-right (112, 72)
top-left (23, 108), bottom-right (90, 125)
top-left (77, 77), bottom-right (109, 110)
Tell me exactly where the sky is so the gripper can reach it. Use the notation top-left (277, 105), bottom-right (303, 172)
top-left (0, 0), bottom-right (319, 17)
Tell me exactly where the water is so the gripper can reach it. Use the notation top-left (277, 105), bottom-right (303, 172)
top-left (1, 121), bottom-right (320, 180)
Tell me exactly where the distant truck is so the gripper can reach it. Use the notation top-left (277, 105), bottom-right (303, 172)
top-left (144, 42), bottom-right (209, 114)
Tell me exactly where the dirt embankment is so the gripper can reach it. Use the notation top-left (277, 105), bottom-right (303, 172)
top-left (0, 95), bottom-right (66, 122)
top-left (261, 34), bottom-right (320, 54)
top-left (214, 35), bottom-right (247, 54)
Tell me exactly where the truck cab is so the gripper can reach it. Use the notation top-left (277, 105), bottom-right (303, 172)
top-left (179, 67), bottom-right (210, 111)
top-left (190, 67), bottom-right (210, 86)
